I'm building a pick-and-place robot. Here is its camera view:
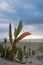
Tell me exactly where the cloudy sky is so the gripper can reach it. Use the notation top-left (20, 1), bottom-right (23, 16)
top-left (0, 0), bottom-right (43, 40)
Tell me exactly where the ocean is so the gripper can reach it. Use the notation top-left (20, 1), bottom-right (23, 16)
top-left (19, 39), bottom-right (43, 42)
top-left (0, 39), bottom-right (43, 43)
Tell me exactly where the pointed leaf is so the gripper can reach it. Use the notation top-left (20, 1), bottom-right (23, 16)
top-left (9, 23), bottom-right (12, 45)
top-left (14, 20), bottom-right (22, 38)
top-left (14, 28), bottom-right (17, 39)
top-left (16, 32), bottom-right (31, 43)
top-left (4, 38), bottom-right (7, 43)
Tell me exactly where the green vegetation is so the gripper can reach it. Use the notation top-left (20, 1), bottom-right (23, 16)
top-left (18, 47), bottom-right (23, 61)
top-left (12, 44), bottom-right (17, 56)
top-left (1, 46), bottom-right (9, 58)
top-left (0, 20), bottom-right (31, 62)
top-left (32, 50), bottom-right (35, 55)
top-left (4, 38), bottom-right (7, 58)
top-left (0, 39), bottom-right (9, 58)
top-left (38, 46), bottom-right (43, 52)
top-left (9, 20), bottom-right (31, 61)
top-left (23, 45), bottom-right (26, 55)
top-left (1, 48), bottom-right (5, 58)
top-left (7, 50), bottom-right (13, 61)
top-left (0, 44), bottom-right (3, 53)
top-left (14, 20), bottom-right (22, 39)
top-left (29, 48), bottom-right (31, 55)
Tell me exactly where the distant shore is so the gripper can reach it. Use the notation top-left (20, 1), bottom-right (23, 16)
top-left (1, 41), bottom-right (43, 51)
top-left (17, 42), bottom-right (43, 46)
top-left (17, 42), bottom-right (43, 50)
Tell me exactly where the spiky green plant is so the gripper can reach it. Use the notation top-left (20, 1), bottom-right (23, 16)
top-left (9, 23), bottom-right (13, 45)
top-left (38, 46), bottom-right (43, 52)
top-left (0, 44), bottom-right (3, 53)
top-left (4, 38), bottom-right (7, 43)
top-left (23, 45), bottom-right (26, 55)
top-left (18, 47), bottom-right (23, 61)
top-left (9, 20), bottom-right (31, 58)
top-left (4, 38), bottom-right (7, 58)
top-left (14, 20), bottom-right (22, 39)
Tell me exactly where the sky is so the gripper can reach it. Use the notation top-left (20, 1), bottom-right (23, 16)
top-left (0, 0), bottom-right (43, 40)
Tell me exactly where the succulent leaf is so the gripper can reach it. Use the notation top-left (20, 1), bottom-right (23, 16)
top-left (16, 32), bottom-right (31, 43)
top-left (9, 23), bottom-right (12, 45)
top-left (14, 20), bottom-right (22, 38)
top-left (14, 28), bottom-right (17, 39)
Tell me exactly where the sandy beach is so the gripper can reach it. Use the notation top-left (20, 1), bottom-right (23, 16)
top-left (0, 56), bottom-right (43, 65)
top-left (0, 42), bottom-right (43, 65)
top-left (16, 42), bottom-right (43, 49)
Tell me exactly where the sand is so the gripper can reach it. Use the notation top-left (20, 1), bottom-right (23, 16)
top-left (17, 42), bottom-right (43, 47)
top-left (0, 57), bottom-right (43, 65)
top-left (0, 42), bottom-right (43, 65)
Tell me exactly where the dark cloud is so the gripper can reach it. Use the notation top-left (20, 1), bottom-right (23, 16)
top-left (0, 0), bottom-right (43, 25)
top-left (0, 28), bottom-right (8, 33)
top-left (0, 0), bottom-right (43, 39)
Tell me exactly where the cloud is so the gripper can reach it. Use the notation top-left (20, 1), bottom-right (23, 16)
top-left (0, 0), bottom-right (43, 40)
top-left (0, 32), bottom-right (8, 39)
top-left (0, 23), bottom-right (9, 33)
top-left (0, 23), bottom-right (8, 28)
top-left (0, 23), bottom-right (14, 39)
top-left (21, 24), bottom-right (43, 35)
top-left (0, 23), bottom-right (43, 40)
top-left (0, 2), bottom-right (16, 12)
top-left (0, 18), bottom-right (11, 23)
top-left (23, 3), bottom-right (34, 9)
top-left (16, 23), bottom-right (43, 39)
top-left (0, 17), bottom-right (17, 25)
top-left (33, 0), bottom-right (43, 11)
top-left (0, 0), bottom-right (43, 25)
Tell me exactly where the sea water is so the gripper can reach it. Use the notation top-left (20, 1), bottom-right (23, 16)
top-left (20, 39), bottom-right (43, 42)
